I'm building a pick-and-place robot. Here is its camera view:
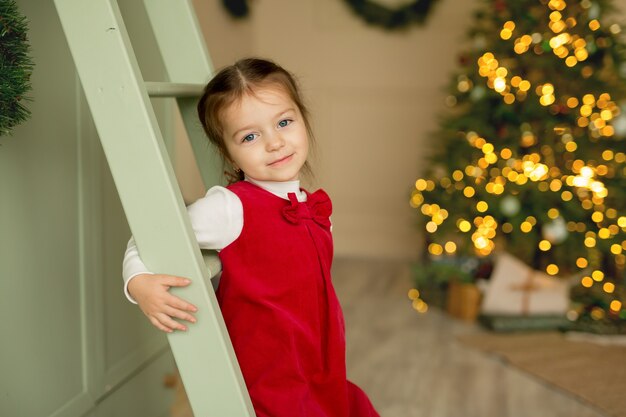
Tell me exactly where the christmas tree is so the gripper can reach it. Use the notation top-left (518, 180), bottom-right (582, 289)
top-left (0, 0), bottom-right (33, 137)
top-left (411, 0), bottom-right (626, 330)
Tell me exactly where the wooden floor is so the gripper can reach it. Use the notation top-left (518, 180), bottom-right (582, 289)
top-left (172, 257), bottom-right (609, 416)
top-left (334, 257), bottom-right (608, 417)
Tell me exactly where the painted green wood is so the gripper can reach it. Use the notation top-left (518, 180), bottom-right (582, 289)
top-left (145, 82), bottom-right (205, 98)
top-left (53, 1), bottom-right (254, 416)
top-left (116, 0), bottom-right (176, 161)
top-left (99, 1), bottom-right (174, 400)
top-left (1, 1), bottom-right (180, 416)
top-left (0, 2), bottom-right (93, 415)
top-left (94, 348), bottom-right (176, 417)
top-left (98, 125), bottom-right (172, 396)
top-left (143, 0), bottom-right (224, 189)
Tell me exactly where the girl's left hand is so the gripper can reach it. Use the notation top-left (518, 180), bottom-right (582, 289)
top-left (128, 273), bottom-right (198, 333)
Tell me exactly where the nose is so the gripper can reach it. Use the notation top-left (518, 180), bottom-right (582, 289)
top-left (265, 131), bottom-right (285, 152)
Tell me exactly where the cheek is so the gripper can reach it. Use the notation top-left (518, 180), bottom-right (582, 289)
top-left (296, 127), bottom-right (309, 146)
top-left (222, 142), bottom-right (236, 161)
top-left (230, 147), bottom-right (262, 170)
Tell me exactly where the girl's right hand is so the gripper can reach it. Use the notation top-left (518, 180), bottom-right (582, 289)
top-left (127, 274), bottom-right (198, 333)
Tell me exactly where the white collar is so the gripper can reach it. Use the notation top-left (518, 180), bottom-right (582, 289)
top-left (245, 177), bottom-right (307, 202)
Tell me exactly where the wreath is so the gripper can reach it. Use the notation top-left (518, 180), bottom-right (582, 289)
top-left (222, 0), bottom-right (249, 18)
top-left (0, 0), bottom-right (33, 137)
top-left (222, 0), bottom-right (440, 30)
top-left (343, 0), bottom-right (440, 29)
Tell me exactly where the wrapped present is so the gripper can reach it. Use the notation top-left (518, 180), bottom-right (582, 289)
top-left (481, 252), bottom-right (570, 316)
top-left (446, 281), bottom-right (482, 322)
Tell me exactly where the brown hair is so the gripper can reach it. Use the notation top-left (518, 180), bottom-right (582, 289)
top-left (197, 57), bottom-right (314, 183)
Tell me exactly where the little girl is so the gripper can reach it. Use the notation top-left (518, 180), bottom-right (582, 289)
top-left (122, 58), bottom-right (380, 417)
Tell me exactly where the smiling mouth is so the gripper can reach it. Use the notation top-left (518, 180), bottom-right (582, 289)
top-left (268, 154), bottom-right (294, 166)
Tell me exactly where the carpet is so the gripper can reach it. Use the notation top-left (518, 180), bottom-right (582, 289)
top-left (458, 331), bottom-right (626, 417)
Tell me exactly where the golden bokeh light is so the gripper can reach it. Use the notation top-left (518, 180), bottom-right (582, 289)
top-left (548, 208), bottom-right (560, 219)
top-left (408, 288), bottom-right (420, 300)
top-left (565, 141), bottom-right (578, 152)
top-left (444, 241), bottom-right (457, 254)
top-left (592, 270), bottom-right (605, 282)
top-left (458, 219), bottom-right (472, 233)
top-left (412, 299), bottom-right (429, 313)
top-left (539, 240), bottom-right (552, 251)
top-left (428, 243), bottom-right (443, 255)
top-left (591, 307), bottom-right (605, 320)
top-left (591, 211), bottom-right (604, 223)
top-left (546, 264), bottom-right (559, 275)
top-left (561, 190), bottom-right (573, 201)
top-left (610, 300), bottom-right (622, 312)
top-left (415, 179), bottom-right (428, 191)
top-left (589, 19), bottom-right (600, 31)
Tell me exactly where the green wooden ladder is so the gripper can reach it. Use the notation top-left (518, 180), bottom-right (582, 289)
top-left (53, 0), bottom-right (255, 415)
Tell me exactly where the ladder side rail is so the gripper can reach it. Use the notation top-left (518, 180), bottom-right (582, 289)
top-left (53, 1), bottom-right (254, 415)
top-left (143, 0), bottom-right (222, 189)
top-left (143, 0), bottom-right (213, 83)
top-left (144, 0), bottom-right (227, 311)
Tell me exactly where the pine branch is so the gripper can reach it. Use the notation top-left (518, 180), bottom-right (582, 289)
top-left (0, 0), bottom-right (34, 137)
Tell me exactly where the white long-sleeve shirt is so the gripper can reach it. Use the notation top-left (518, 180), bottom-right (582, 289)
top-left (122, 177), bottom-right (308, 303)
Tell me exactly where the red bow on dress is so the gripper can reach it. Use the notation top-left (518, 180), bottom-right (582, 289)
top-left (282, 190), bottom-right (332, 229)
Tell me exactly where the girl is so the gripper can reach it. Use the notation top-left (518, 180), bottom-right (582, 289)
top-left (123, 58), bottom-right (380, 417)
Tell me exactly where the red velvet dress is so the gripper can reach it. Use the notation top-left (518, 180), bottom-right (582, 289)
top-left (216, 181), bottom-right (379, 417)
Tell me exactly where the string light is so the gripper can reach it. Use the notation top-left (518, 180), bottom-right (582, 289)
top-left (592, 270), bottom-right (604, 282)
top-left (539, 240), bottom-right (552, 251)
top-left (546, 264), bottom-right (559, 275)
top-left (610, 300), bottom-right (622, 312)
top-left (408, 289), bottom-right (428, 314)
top-left (410, 0), bottom-right (626, 325)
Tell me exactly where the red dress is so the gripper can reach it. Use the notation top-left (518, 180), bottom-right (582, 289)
top-left (216, 181), bottom-right (379, 417)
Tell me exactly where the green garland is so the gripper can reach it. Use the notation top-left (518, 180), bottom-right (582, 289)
top-left (222, 0), bottom-right (440, 29)
top-left (0, 0), bottom-right (33, 137)
top-left (222, 0), bottom-right (249, 18)
top-left (343, 0), bottom-right (440, 30)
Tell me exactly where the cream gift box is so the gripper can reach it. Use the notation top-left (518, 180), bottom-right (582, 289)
top-left (481, 252), bottom-right (570, 316)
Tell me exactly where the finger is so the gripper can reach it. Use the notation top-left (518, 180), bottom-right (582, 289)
top-left (165, 306), bottom-right (197, 324)
top-left (168, 296), bottom-right (198, 313)
top-left (160, 276), bottom-right (192, 288)
top-left (149, 316), bottom-right (174, 333)
top-left (156, 312), bottom-right (188, 332)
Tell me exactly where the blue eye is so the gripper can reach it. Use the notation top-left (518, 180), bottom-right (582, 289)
top-left (278, 119), bottom-right (292, 128)
top-left (242, 133), bottom-right (256, 143)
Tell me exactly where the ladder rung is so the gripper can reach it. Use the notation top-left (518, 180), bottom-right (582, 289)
top-left (145, 81), bottom-right (205, 97)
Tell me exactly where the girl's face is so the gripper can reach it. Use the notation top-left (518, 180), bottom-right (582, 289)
top-left (221, 86), bottom-right (309, 182)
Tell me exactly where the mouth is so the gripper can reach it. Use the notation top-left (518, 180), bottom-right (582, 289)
top-left (268, 154), bottom-right (294, 167)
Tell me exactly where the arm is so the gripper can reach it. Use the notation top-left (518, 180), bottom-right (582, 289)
top-left (122, 186), bottom-right (243, 332)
